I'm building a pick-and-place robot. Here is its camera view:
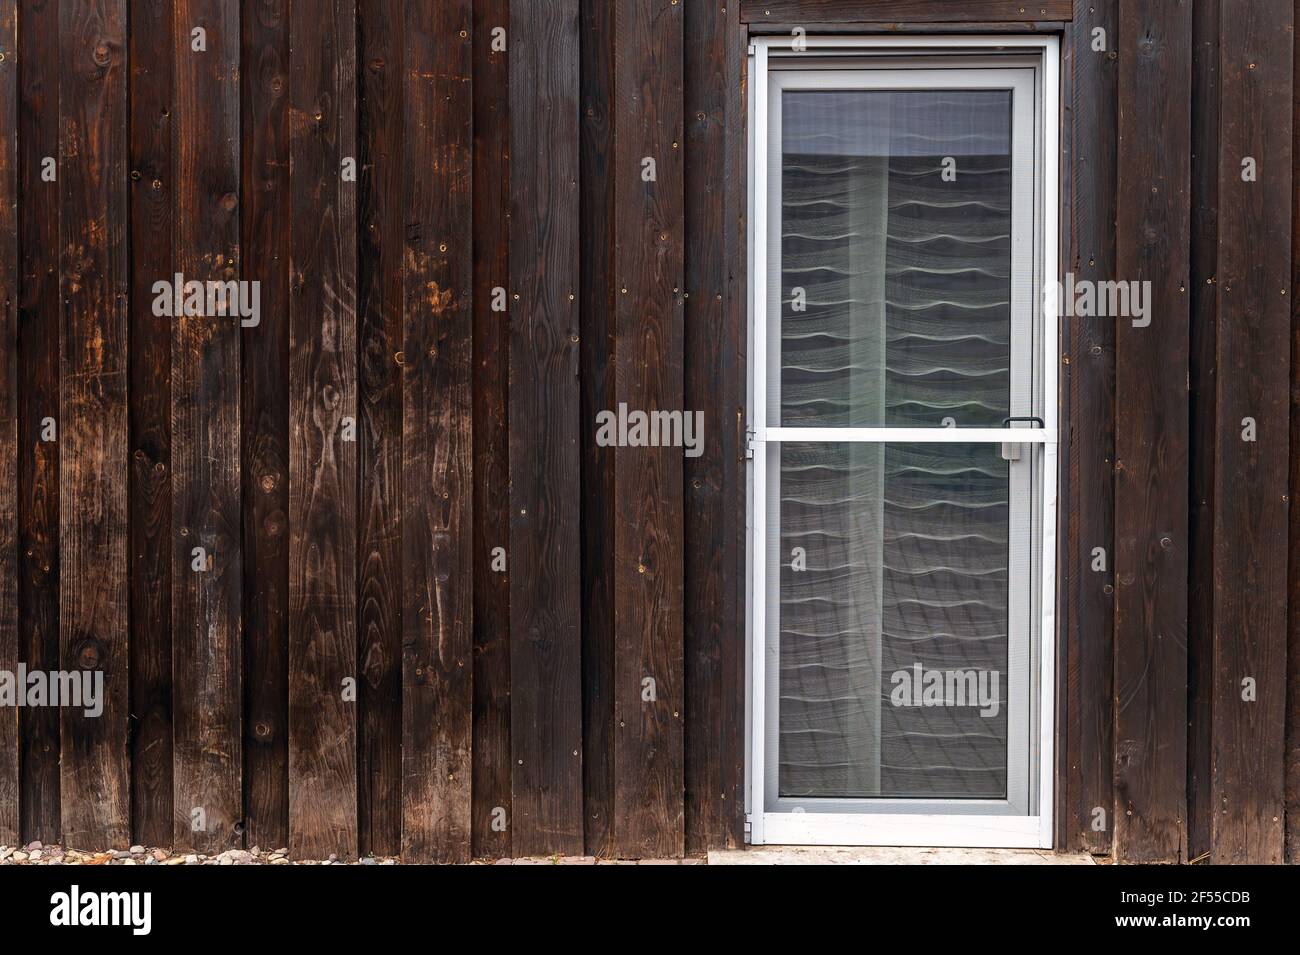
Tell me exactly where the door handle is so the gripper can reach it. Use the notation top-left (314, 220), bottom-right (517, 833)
top-left (1000, 416), bottom-right (1044, 462)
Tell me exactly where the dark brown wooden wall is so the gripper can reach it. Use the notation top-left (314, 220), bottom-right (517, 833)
top-left (0, 0), bottom-right (745, 861)
top-left (1048, 0), bottom-right (1296, 865)
top-left (3, 0), bottom-right (1299, 866)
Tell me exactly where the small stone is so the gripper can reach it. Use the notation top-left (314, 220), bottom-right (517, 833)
top-left (152, 849), bottom-right (167, 862)
top-left (184, 854), bottom-right (198, 865)
top-left (122, 858), bottom-right (136, 866)
top-left (13, 852), bottom-right (28, 863)
top-left (29, 849), bottom-right (42, 862)
top-left (271, 857), bottom-right (290, 865)
top-left (112, 850), bottom-right (132, 860)
top-left (24, 841), bottom-right (42, 852)
top-left (130, 845), bottom-right (144, 855)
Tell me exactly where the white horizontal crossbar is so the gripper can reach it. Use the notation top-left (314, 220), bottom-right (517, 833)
top-left (761, 427), bottom-right (1057, 444)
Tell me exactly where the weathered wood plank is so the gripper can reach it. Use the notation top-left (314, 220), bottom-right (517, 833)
top-left (1289, 0), bottom-right (1300, 869)
top-left (128, 0), bottom-right (174, 848)
top-left (58, 0), bottom-right (130, 850)
top-left (579, 0), bottom-right (616, 858)
top-left (356, 0), bottom-right (403, 859)
top-left (1210, 0), bottom-right (1291, 865)
top-left (0, 0), bottom-right (17, 847)
top-left (287, 0), bottom-right (359, 861)
top-left (611, 0), bottom-right (686, 858)
top-left (1187, 0), bottom-right (1219, 862)
top-left (171, 0), bottom-right (242, 853)
top-left (1112, 0), bottom-right (1192, 864)
top-left (508, 0), bottom-right (584, 858)
top-left (240, 0), bottom-right (290, 852)
top-left (401, 0), bottom-right (474, 863)
top-left (15, 0), bottom-right (60, 845)
top-left (739, 0), bottom-right (1074, 24)
top-left (1064, 0), bottom-right (1118, 855)
top-left (473, 0), bottom-right (511, 860)
top-left (683, 0), bottom-right (745, 853)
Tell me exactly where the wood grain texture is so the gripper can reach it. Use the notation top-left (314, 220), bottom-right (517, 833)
top-left (171, 0), bottom-right (242, 853)
top-left (1290, 0), bottom-right (1300, 869)
top-left (356, 0), bottom-right (403, 859)
top-left (15, 0), bottom-right (60, 845)
top-left (1053, 16), bottom-right (1075, 853)
top-left (611, 0), bottom-right (686, 858)
top-left (1064, 0), bottom-right (1117, 855)
top-left (579, 0), bottom-right (616, 857)
top-left (0, 0), bottom-right (17, 847)
top-left (508, 0), bottom-right (584, 858)
top-left (1112, 0), bottom-right (1192, 864)
top-left (1210, 0), bottom-right (1292, 865)
top-left (401, 0), bottom-right (474, 863)
top-left (128, 0), bottom-right (174, 848)
top-left (683, 0), bottom-right (745, 853)
top-left (241, 0), bottom-right (290, 852)
top-left (58, 0), bottom-right (130, 850)
top-left (1186, 0), bottom-right (1219, 862)
top-left (287, 0), bottom-right (359, 861)
top-left (473, 0), bottom-right (511, 860)
top-left (738, 0), bottom-right (1074, 24)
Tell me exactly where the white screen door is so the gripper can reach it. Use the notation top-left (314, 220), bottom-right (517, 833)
top-left (747, 36), bottom-right (1059, 848)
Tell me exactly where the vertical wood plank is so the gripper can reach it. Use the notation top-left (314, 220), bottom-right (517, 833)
top-left (356, 0), bottom-right (403, 859)
top-left (473, 0), bottom-right (511, 859)
top-left (1187, 0), bottom-right (1219, 861)
top-left (508, 0), bottom-right (583, 858)
top-left (683, 0), bottom-right (745, 853)
top-left (288, 0), bottom-right (359, 861)
top-left (1210, 0), bottom-right (1292, 864)
top-left (1289, 0), bottom-right (1300, 868)
top-left (16, 0), bottom-right (59, 845)
top-left (1065, 0), bottom-right (1118, 855)
top-left (0, 0), bottom-right (17, 848)
top-left (129, 0), bottom-right (175, 847)
top-left (611, 0), bottom-right (686, 858)
top-left (579, 0), bottom-right (616, 858)
top-left (401, 0), bottom-right (473, 863)
top-left (1113, 0), bottom-right (1192, 863)
top-left (58, 0), bottom-right (130, 849)
top-left (241, 0), bottom-right (290, 852)
top-left (172, 0), bottom-right (242, 853)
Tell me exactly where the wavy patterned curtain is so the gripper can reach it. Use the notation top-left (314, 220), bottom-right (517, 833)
top-left (777, 90), bottom-right (1012, 800)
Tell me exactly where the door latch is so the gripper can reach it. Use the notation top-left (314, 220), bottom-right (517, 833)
top-left (1000, 416), bottom-right (1044, 462)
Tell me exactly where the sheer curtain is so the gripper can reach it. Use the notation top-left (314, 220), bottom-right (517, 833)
top-left (777, 90), bottom-right (1012, 800)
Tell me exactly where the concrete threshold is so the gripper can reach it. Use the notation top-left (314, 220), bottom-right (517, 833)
top-left (708, 846), bottom-right (1097, 865)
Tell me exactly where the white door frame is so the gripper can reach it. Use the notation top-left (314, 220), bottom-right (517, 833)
top-left (745, 34), bottom-right (1060, 849)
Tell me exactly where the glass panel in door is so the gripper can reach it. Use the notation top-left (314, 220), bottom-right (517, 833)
top-left (765, 75), bottom-right (1035, 813)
